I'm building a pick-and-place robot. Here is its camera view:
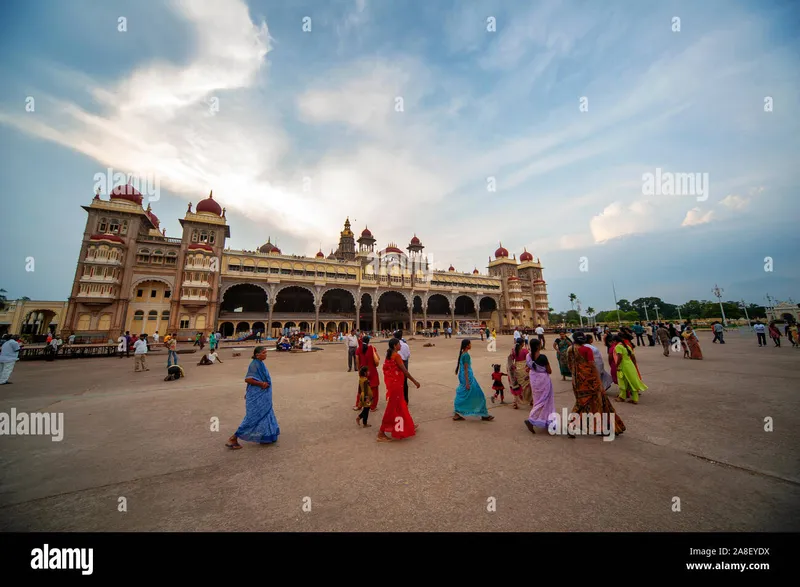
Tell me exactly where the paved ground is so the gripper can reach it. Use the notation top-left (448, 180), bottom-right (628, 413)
top-left (1, 332), bottom-right (798, 531)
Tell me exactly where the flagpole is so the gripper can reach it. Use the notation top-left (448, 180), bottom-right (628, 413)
top-left (612, 280), bottom-right (622, 326)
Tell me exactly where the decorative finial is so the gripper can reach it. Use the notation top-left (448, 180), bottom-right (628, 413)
top-left (209, 190), bottom-right (213, 199)
top-left (188, 202), bottom-right (193, 213)
top-left (146, 203), bottom-right (152, 212)
top-left (222, 207), bottom-right (226, 217)
top-left (162, 228), bottom-right (166, 236)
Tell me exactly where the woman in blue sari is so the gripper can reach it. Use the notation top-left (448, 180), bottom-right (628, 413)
top-left (226, 346), bottom-right (280, 450)
top-left (453, 340), bottom-right (494, 422)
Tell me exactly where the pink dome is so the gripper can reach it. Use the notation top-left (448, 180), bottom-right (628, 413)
top-left (196, 191), bottom-right (222, 216)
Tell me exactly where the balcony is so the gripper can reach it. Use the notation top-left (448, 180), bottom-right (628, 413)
top-left (182, 280), bottom-right (212, 288)
top-left (139, 235), bottom-right (183, 245)
top-left (80, 275), bottom-right (121, 284)
top-left (181, 294), bottom-right (209, 306)
top-left (185, 263), bottom-right (215, 272)
top-left (85, 256), bottom-right (122, 266)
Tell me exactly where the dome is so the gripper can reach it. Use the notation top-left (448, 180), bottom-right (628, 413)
top-left (410, 234), bottom-right (421, 245)
top-left (259, 238), bottom-right (281, 255)
top-left (110, 184), bottom-right (143, 205)
top-left (520, 248), bottom-right (533, 262)
top-left (315, 250), bottom-right (325, 258)
top-left (382, 245), bottom-right (405, 255)
top-left (361, 227), bottom-right (373, 238)
top-left (188, 243), bottom-right (214, 252)
top-left (448, 265), bottom-right (455, 272)
top-left (196, 190), bottom-right (222, 216)
top-left (494, 243), bottom-right (509, 258)
top-left (473, 268), bottom-right (479, 274)
top-left (90, 233), bottom-right (124, 244)
top-left (146, 208), bottom-right (160, 228)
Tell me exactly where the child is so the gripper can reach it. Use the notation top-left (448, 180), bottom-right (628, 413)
top-left (355, 366), bottom-right (374, 428)
top-left (489, 364), bottom-right (508, 404)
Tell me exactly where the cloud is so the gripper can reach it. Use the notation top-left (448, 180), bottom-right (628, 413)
top-left (719, 195), bottom-right (750, 210)
top-left (589, 201), bottom-right (659, 243)
top-left (682, 208), bottom-right (715, 227)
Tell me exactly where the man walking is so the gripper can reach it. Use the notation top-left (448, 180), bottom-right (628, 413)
top-left (395, 330), bottom-right (411, 405)
top-left (633, 322), bottom-right (645, 346)
top-left (345, 330), bottom-right (358, 371)
top-left (134, 333), bottom-right (149, 372)
top-left (535, 324), bottom-right (545, 346)
top-left (754, 321), bottom-right (767, 347)
top-left (712, 321), bottom-right (726, 344)
top-left (656, 323), bottom-right (671, 356)
top-left (167, 334), bottom-right (179, 366)
top-left (0, 334), bottom-right (23, 384)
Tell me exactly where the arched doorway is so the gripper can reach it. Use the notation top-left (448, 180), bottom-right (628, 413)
top-left (427, 294), bottom-right (450, 315)
top-left (299, 321), bottom-right (310, 332)
top-left (377, 291), bottom-right (408, 331)
top-left (320, 289), bottom-right (355, 314)
top-left (359, 293), bottom-right (373, 332)
top-left (21, 310), bottom-right (57, 335)
top-left (253, 321), bottom-right (265, 336)
top-left (221, 284), bottom-right (268, 313)
top-left (274, 286), bottom-right (315, 313)
top-left (235, 322), bottom-right (250, 335)
top-left (220, 322), bottom-right (234, 337)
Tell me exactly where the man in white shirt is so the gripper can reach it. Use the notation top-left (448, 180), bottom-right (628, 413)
top-left (394, 330), bottom-right (411, 405)
top-left (535, 325), bottom-right (545, 346)
top-left (152, 331), bottom-right (160, 344)
top-left (345, 331), bottom-right (359, 371)
top-left (133, 334), bottom-right (150, 372)
top-left (0, 334), bottom-right (23, 384)
top-left (754, 321), bottom-right (767, 347)
top-left (513, 328), bottom-right (520, 341)
top-left (68, 333), bottom-right (76, 345)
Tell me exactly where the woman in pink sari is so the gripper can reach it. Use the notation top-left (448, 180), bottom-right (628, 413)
top-left (524, 339), bottom-right (555, 434)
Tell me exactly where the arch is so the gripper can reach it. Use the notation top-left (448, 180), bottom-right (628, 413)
top-left (220, 281), bottom-right (270, 300)
top-left (220, 322), bottom-right (234, 337)
top-left (221, 283), bottom-right (269, 313)
top-left (454, 295), bottom-right (476, 315)
top-left (412, 295), bottom-right (424, 313)
top-left (271, 321), bottom-right (282, 329)
top-left (320, 288), bottom-right (356, 313)
top-left (235, 322), bottom-right (250, 334)
top-left (299, 321), bottom-right (310, 331)
top-left (253, 321), bottom-right (265, 333)
top-left (321, 286), bottom-right (357, 305)
top-left (416, 320), bottom-right (424, 331)
top-left (273, 286), bottom-right (315, 313)
top-left (377, 291), bottom-right (409, 313)
top-left (326, 321), bottom-right (337, 333)
top-left (443, 321), bottom-right (451, 329)
top-left (130, 276), bottom-right (173, 297)
top-left (338, 321), bottom-right (349, 332)
top-left (433, 321), bottom-right (441, 329)
top-left (360, 292), bottom-right (373, 311)
top-left (479, 296), bottom-right (498, 312)
top-left (427, 293), bottom-right (450, 314)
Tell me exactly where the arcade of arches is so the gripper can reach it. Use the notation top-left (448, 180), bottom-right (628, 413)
top-left (215, 285), bottom-right (499, 338)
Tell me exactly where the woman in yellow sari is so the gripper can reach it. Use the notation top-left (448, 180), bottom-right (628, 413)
top-left (612, 335), bottom-right (648, 404)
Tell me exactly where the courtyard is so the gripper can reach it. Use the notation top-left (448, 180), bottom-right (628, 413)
top-left (0, 332), bottom-right (798, 532)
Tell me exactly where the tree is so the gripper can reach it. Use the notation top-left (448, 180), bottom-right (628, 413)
top-left (564, 310), bottom-right (580, 325)
top-left (617, 298), bottom-right (632, 312)
top-left (568, 293), bottom-right (576, 310)
top-left (586, 306), bottom-right (595, 317)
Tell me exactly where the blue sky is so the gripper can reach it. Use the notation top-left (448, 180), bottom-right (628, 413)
top-left (1, 0), bottom-right (798, 312)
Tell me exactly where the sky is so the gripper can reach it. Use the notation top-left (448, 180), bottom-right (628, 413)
top-left (0, 0), bottom-right (798, 312)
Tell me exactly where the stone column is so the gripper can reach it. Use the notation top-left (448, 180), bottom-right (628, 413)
top-left (314, 305), bottom-right (320, 334)
top-left (355, 304), bottom-right (360, 333)
top-left (372, 308), bottom-right (377, 333)
top-left (408, 307), bottom-right (413, 334)
top-left (267, 305), bottom-right (274, 338)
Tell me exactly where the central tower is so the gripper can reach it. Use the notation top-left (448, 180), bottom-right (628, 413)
top-left (334, 217), bottom-right (356, 260)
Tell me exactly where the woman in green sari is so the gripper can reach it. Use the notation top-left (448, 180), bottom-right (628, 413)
top-left (612, 334), bottom-right (648, 404)
top-left (552, 330), bottom-right (572, 380)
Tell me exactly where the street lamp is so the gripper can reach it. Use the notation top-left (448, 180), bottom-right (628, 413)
top-left (638, 301), bottom-right (649, 322)
top-left (677, 305), bottom-right (682, 321)
top-left (713, 284), bottom-right (727, 326)
top-left (740, 299), bottom-right (752, 330)
top-left (653, 304), bottom-right (660, 322)
top-left (576, 299), bottom-right (584, 328)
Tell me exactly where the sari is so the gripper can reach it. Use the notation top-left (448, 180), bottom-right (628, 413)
top-left (682, 331), bottom-right (703, 359)
top-left (507, 352), bottom-right (523, 400)
top-left (616, 344), bottom-right (648, 402)
top-left (234, 359), bottom-right (280, 443)
top-left (567, 345), bottom-right (625, 435)
top-left (379, 353), bottom-right (415, 439)
top-left (511, 347), bottom-right (532, 404)
top-left (454, 352), bottom-right (490, 417)
top-left (554, 337), bottom-right (572, 377)
top-left (355, 343), bottom-right (380, 410)
top-left (526, 354), bottom-right (555, 428)
top-left (586, 344), bottom-right (612, 390)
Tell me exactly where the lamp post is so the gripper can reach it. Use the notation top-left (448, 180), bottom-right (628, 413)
top-left (713, 284), bottom-right (727, 326)
top-left (740, 300), bottom-right (751, 330)
top-left (638, 301), bottom-right (649, 322)
top-left (653, 304), bottom-right (660, 322)
top-left (677, 305), bottom-right (682, 322)
top-left (577, 299), bottom-right (584, 328)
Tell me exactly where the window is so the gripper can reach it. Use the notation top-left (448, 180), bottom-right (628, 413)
top-left (98, 218), bottom-right (108, 233)
top-left (109, 219), bottom-right (120, 233)
top-left (180, 316), bottom-right (190, 329)
top-left (191, 230), bottom-right (198, 243)
top-left (257, 266), bottom-right (269, 273)
top-left (243, 265), bottom-right (255, 273)
top-left (137, 249), bottom-right (150, 263)
top-left (134, 310), bottom-right (144, 321)
top-left (137, 289), bottom-right (144, 298)
top-left (150, 290), bottom-right (157, 298)
top-left (161, 310), bottom-right (170, 321)
top-left (152, 250), bottom-right (164, 264)
top-left (166, 252), bottom-right (177, 266)
top-left (209, 231), bottom-right (216, 244)
top-left (164, 290), bottom-right (171, 299)
top-left (148, 310), bottom-right (158, 321)
top-left (280, 269), bottom-right (291, 275)
top-left (230, 264), bottom-right (241, 271)
top-left (120, 220), bottom-right (128, 235)
top-left (200, 230), bottom-right (209, 243)
top-left (270, 268), bottom-right (280, 274)
top-left (317, 271), bottom-right (325, 277)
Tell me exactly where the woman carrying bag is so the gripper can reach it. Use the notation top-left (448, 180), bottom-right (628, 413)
top-left (354, 335), bottom-right (381, 412)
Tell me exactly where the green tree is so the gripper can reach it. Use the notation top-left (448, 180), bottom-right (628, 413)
top-left (617, 298), bottom-right (632, 312)
top-left (568, 293), bottom-right (577, 310)
top-left (564, 310), bottom-right (580, 325)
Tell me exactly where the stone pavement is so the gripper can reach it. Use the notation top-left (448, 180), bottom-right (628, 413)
top-left (1, 332), bottom-right (798, 531)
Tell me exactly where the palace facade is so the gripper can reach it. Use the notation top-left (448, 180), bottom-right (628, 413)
top-left (57, 187), bottom-right (549, 340)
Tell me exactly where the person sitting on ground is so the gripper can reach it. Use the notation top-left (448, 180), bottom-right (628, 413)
top-left (198, 350), bottom-right (223, 365)
top-left (164, 364), bottom-right (186, 381)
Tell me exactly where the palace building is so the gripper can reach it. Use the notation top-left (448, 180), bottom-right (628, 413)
top-left (58, 187), bottom-right (549, 340)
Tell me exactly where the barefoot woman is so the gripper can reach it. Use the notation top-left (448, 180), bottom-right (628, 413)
top-left (453, 339), bottom-right (494, 422)
top-left (226, 346), bottom-right (280, 450)
top-left (377, 338), bottom-right (421, 442)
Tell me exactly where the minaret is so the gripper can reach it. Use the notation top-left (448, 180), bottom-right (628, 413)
top-left (335, 217), bottom-right (356, 260)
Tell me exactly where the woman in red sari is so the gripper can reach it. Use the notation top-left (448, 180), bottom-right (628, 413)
top-left (354, 335), bottom-right (380, 412)
top-left (377, 338), bottom-right (421, 442)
